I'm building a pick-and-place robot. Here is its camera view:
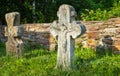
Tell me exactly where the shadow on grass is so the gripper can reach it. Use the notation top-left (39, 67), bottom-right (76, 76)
top-left (24, 42), bottom-right (52, 59)
top-left (96, 47), bottom-right (114, 57)
top-left (0, 41), bottom-right (6, 57)
top-left (0, 41), bottom-right (52, 58)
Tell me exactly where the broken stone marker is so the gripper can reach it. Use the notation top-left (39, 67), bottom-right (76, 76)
top-left (5, 12), bottom-right (24, 58)
top-left (50, 4), bottom-right (86, 70)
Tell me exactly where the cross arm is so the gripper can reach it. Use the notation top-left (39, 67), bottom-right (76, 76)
top-left (68, 21), bottom-right (86, 39)
top-left (5, 26), bottom-right (23, 37)
top-left (50, 21), bottom-right (60, 40)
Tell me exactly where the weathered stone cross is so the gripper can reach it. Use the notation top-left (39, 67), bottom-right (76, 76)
top-left (50, 4), bottom-right (86, 70)
top-left (5, 12), bottom-right (24, 58)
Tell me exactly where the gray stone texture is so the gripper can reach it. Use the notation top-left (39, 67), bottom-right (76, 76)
top-left (5, 12), bottom-right (24, 58)
top-left (50, 4), bottom-right (86, 70)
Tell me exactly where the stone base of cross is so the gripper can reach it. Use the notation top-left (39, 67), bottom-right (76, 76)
top-left (5, 12), bottom-right (24, 58)
top-left (50, 4), bottom-right (86, 70)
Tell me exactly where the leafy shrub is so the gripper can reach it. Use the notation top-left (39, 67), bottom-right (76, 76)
top-left (81, 9), bottom-right (112, 21)
top-left (110, 0), bottom-right (120, 17)
top-left (80, 0), bottom-right (120, 21)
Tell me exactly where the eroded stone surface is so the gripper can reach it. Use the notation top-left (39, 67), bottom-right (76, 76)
top-left (50, 4), bottom-right (86, 70)
top-left (5, 12), bottom-right (24, 58)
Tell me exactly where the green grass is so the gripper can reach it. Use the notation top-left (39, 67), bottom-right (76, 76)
top-left (0, 42), bottom-right (120, 76)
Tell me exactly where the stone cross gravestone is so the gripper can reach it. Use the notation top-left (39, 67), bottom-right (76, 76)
top-left (50, 4), bottom-right (86, 70)
top-left (5, 12), bottom-right (24, 58)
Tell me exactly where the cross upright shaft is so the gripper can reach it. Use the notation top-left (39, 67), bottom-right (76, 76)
top-left (50, 4), bottom-right (86, 70)
top-left (5, 12), bottom-right (24, 58)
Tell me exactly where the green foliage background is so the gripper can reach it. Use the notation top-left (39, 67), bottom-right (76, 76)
top-left (0, 0), bottom-right (120, 24)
